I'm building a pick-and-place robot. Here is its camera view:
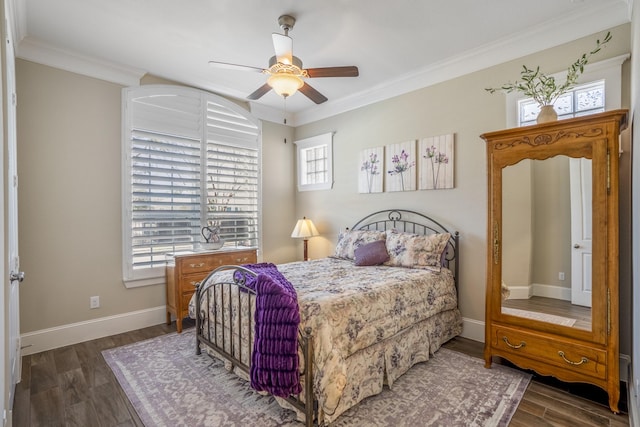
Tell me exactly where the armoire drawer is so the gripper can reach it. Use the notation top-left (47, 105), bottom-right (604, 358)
top-left (491, 325), bottom-right (607, 380)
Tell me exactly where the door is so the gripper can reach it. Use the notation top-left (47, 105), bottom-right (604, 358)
top-left (570, 157), bottom-right (593, 307)
top-left (4, 1), bottom-right (22, 418)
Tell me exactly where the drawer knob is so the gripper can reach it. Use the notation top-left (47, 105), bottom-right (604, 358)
top-left (502, 336), bottom-right (526, 349)
top-left (190, 262), bottom-right (206, 268)
top-left (558, 351), bottom-right (589, 366)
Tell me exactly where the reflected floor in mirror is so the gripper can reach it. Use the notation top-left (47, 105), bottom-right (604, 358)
top-left (503, 296), bottom-right (592, 331)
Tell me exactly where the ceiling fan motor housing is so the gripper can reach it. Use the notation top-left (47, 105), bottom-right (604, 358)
top-left (278, 15), bottom-right (296, 33)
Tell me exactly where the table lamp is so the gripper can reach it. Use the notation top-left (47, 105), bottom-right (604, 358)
top-left (291, 217), bottom-right (319, 261)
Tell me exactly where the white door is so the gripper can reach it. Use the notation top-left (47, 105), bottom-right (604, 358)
top-left (4, 1), bottom-right (22, 420)
top-left (569, 158), bottom-right (592, 307)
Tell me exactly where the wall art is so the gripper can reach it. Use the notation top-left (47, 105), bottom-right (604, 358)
top-left (418, 134), bottom-right (454, 190)
top-left (358, 146), bottom-right (384, 193)
top-left (385, 140), bottom-right (416, 192)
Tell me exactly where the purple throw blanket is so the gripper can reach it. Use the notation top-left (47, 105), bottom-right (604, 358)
top-left (238, 263), bottom-right (302, 397)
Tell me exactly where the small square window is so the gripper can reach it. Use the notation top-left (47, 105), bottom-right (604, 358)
top-left (294, 133), bottom-right (333, 191)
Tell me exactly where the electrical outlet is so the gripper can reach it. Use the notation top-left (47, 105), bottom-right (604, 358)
top-left (558, 272), bottom-right (565, 281)
top-left (90, 296), bottom-right (100, 309)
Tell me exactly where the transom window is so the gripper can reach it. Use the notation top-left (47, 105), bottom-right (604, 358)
top-left (518, 80), bottom-right (605, 126)
top-left (507, 54), bottom-right (628, 129)
top-left (122, 85), bottom-right (261, 287)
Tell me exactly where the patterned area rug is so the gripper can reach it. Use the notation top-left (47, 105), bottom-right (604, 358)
top-left (103, 329), bottom-right (530, 427)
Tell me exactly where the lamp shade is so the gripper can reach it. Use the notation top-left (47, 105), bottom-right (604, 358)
top-left (268, 73), bottom-right (304, 98)
top-left (291, 217), bottom-right (319, 239)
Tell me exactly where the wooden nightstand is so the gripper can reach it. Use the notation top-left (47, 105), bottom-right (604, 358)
top-left (165, 247), bottom-right (257, 332)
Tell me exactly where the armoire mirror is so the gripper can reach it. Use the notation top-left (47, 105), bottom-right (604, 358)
top-left (501, 155), bottom-right (592, 331)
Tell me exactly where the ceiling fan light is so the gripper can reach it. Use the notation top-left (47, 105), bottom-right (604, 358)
top-left (267, 73), bottom-right (304, 98)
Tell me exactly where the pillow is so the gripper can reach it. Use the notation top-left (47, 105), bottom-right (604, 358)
top-left (333, 229), bottom-right (386, 260)
top-left (354, 240), bottom-right (390, 266)
top-left (384, 230), bottom-right (450, 271)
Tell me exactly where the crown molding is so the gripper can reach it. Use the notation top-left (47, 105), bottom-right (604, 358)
top-left (16, 37), bottom-right (146, 86)
top-left (11, 0), bottom-right (631, 125)
top-left (292, 0), bottom-right (631, 126)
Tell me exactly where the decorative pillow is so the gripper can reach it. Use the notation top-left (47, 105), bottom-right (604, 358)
top-left (333, 229), bottom-right (386, 260)
top-left (354, 240), bottom-right (390, 266)
top-left (385, 230), bottom-right (451, 271)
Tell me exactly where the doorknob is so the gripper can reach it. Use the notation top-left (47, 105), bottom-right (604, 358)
top-left (573, 244), bottom-right (580, 249)
top-left (10, 271), bottom-right (24, 282)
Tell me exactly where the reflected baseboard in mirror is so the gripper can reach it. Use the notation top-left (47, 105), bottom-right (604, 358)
top-left (502, 296), bottom-right (592, 331)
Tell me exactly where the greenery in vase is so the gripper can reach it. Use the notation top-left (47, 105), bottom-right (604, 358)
top-left (485, 31), bottom-right (611, 106)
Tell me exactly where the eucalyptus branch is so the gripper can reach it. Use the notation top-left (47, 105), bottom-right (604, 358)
top-left (485, 31), bottom-right (611, 106)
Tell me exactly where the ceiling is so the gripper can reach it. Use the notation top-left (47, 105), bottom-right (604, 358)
top-left (13, 0), bottom-right (631, 125)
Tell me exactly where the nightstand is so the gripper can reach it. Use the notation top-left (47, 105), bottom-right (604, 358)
top-left (165, 247), bottom-right (257, 332)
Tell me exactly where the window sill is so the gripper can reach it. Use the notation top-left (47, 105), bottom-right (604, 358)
top-left (123, 275), bottom-right (165, 289)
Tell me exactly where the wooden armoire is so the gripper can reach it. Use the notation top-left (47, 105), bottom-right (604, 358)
top-left (481, 109), bottom-right (628, 413)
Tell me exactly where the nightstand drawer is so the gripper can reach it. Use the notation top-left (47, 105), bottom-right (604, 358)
top-left (179, 255), bottom-right (221, 274)
top-left (491, 325), bottom-right (607, 380)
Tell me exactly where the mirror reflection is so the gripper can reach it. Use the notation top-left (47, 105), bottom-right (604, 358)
top-left (501, 155), bottom-right (592, 331)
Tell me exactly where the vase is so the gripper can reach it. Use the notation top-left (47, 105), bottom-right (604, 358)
top-left (536, 105), bottom-right (558, 124)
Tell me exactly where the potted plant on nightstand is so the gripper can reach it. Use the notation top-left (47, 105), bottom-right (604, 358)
top-left (485, 31), bottom-right (611, 123)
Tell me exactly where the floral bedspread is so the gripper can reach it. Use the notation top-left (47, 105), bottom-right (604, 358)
top-left (190, 257), bottom-right (460, 423)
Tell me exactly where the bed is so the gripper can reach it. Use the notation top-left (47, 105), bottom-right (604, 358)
top-left (190, 209), bottom-right (462, 426)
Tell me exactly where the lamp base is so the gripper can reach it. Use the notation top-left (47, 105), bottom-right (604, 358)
top-left (303, 238), bottom-right (309, 261)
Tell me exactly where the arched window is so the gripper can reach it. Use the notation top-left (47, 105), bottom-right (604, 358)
top-left (122, 85), bottom-right (261, 287)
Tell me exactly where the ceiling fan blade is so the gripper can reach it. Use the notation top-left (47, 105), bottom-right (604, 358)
top-left (305, 66), bottom-right (359, 78)
top-left (299, 82), bottom-right (328, 104)
top-left (247, 83), bottom-right (272, 100)
top-left (209, 61), bottom-right (264, 73)
top-left (272, 33), bottom-right (293, 64)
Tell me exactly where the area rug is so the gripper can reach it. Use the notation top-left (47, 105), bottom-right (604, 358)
top-left (102, 329), bottom-right (531, 427)
top-left (502, 306), bottom-right (577, 327)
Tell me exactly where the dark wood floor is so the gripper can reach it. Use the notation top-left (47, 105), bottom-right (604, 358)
top-left (12, 319), bottom-right (630, 427)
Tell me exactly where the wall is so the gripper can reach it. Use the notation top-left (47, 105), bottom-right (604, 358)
top-left (293, 25), bottom-right (632, 349)
top-left (630, 0), bottom-right (640, 421)
top-left (15, 60), bottom-right (296, 340)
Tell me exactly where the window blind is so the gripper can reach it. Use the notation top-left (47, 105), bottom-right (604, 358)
top-left (123, 86), bottom-right (260, 285)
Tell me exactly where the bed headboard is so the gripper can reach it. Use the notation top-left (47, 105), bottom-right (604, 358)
top-left (350, 209), bottom-right (460, 286)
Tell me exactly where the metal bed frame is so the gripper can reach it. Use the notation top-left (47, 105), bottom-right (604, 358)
top-left (194, 209), bottom-right (459, 426)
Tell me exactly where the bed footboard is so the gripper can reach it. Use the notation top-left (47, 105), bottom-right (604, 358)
top-left (194, 265), bottom-right (317, 427)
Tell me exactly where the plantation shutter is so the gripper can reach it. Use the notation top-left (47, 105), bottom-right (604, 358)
top-left (123, 86), bottom-right (260, 286)
top-left (205, 100), bottom-right (260, 246)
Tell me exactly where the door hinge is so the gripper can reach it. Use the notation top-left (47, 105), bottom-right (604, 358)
top-left (607, 288), bottom-right (611, 336)
top-left (607, 149), bottom-right (611, 194)
top-left (12, 92), bottom-right (16, 107)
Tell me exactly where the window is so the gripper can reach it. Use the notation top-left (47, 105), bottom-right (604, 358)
top-left (294, 132), bottom-right (333, 191)
top-left (122, 85), bottom-right (261, 287)
top-left (508, 55), bottom-right (628, 128)
top-left (518, 80), bottom-right (605, 126)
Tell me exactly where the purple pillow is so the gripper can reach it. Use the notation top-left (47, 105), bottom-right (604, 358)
top-left (354, 240), bottom-right (390, 266)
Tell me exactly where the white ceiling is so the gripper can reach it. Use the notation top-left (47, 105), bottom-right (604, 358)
top-left (13, 0), bottom-right (631, 125)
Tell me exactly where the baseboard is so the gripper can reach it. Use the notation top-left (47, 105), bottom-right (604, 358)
top-left (506, 285), bottom-right (532, 300)
top-left (505, 284), bottom-right (572, 301)
top-left (531, 283), bottom-right (571, 301)
top-left (20, 306), bottom-right (167, 356)
top-left (460, 317), bottom-right (485, 343)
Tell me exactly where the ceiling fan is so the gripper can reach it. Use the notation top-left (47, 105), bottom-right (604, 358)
top-left (208, 15), bottom-right (359, 104)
